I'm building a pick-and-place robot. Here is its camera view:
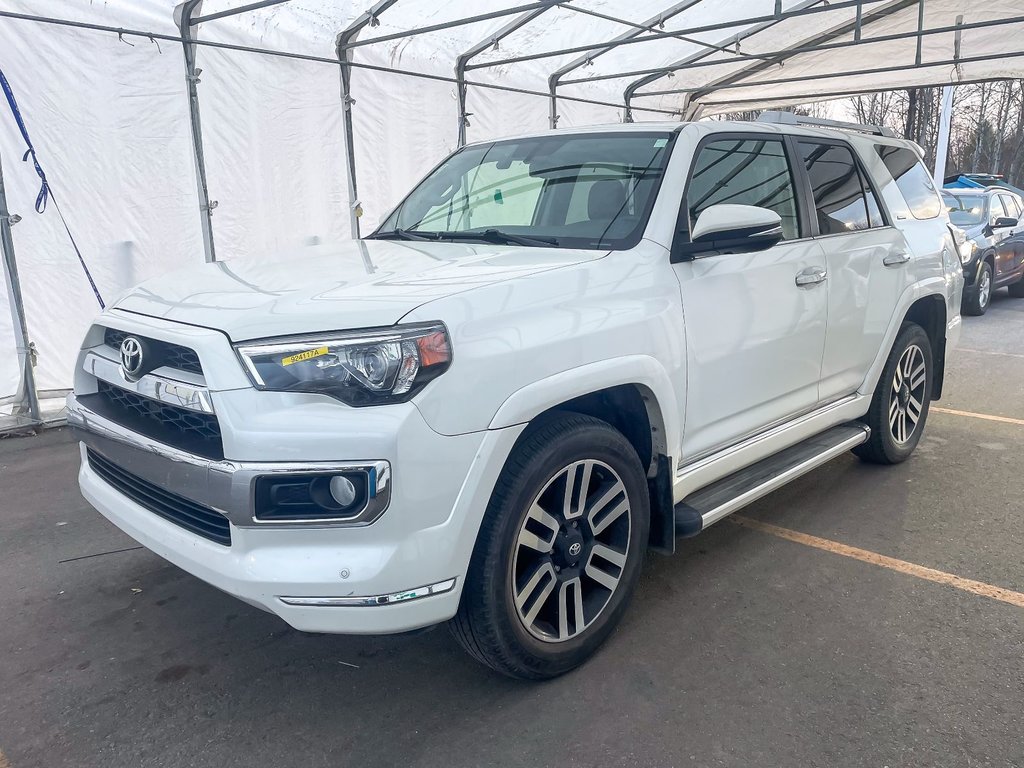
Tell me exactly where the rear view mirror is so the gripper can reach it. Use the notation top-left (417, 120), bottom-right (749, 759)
top-left (673, 204), bottom-right (784, 262)
top-left (993, 216), bottom-right (1018, 229)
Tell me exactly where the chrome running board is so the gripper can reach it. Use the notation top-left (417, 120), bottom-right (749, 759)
top-left (674, 423), bottom-right (870, 537)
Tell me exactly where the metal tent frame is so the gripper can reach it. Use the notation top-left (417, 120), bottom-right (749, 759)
top-left (1, 0), bottom-right (1024, 431)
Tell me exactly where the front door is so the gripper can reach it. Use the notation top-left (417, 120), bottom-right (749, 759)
top-left (993, 193), bottom-right (1024, 283)
top-left (672, 135), bottom-right (828, 460)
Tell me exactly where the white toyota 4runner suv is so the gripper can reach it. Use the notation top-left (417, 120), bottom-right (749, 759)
top-left (69, 114), bottom-right (962, 679)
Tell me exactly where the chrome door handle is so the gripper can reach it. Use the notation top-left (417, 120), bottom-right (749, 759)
top-left (795, 267), bottom-right (827, 287)
top-left (883, 251), bottom-right (911, 267)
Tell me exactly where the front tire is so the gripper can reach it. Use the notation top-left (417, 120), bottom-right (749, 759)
top-left (450, 414), bottom-right (649, 680)
top-left (854, 322), bottom-right (932, 465)
top-left (963, 261), bottom-right (993, 315)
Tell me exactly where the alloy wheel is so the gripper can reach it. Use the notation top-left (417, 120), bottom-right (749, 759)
top-left (511, 459), bottom-right (631, 643)
top-left (979, 269), bottom-right (992, 308)
top-left (889, 343), bottom-right (927, 444)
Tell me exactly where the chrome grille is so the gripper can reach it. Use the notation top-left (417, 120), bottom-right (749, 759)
top-left (81, 381), bottom-right (224, 460)
top-left (103, 328), bottom-right (203, 376)
top-left (98, 381), bottom-right (220, 440)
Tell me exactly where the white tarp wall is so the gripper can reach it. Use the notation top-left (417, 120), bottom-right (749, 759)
top-left (0, 1), bottom-right (204, 416)
top-left (1, 0), bottom-right (1023, 420)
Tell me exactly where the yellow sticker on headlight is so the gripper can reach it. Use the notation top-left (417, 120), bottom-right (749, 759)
top-left (281, 347), bottom-right (329, 366)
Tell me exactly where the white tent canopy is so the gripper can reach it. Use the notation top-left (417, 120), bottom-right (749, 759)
top-left (1, 0), bottom-right (1022, 429)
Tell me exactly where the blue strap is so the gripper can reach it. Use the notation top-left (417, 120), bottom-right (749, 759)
top-left (0, 65), bottom-right (104, 308)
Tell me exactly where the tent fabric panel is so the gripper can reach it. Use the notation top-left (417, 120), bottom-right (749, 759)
top-left (196, 46), bottom-right (351, 261)
top-left (0, 3), bottom-right (204, 394)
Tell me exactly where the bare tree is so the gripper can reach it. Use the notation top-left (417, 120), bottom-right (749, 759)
top-left (847, 80), bottom-right (1024, 184)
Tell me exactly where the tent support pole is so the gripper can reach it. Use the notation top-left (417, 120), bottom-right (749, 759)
top-left (570, 12), bottom-right (1018, 86)
top-left (340, 1), bottom-right (561, 53)
top-left (622, 0), bottom-right (821, 113)
top-left (915, 0), bottom-right (925, 65)
top-left (550, 1), bottom-right (707, 127)
top-left (337, 0), bottom-right (398, 238)
top-left (0, 152), bottom-right (41, 426)
top-left (548, 74), bottom-right (560, 129)
top-left (175, 0), bottom-right (217, 262)
top-left (456, 5), bottom-right (555, 147)
top-left (634, 48), bottom-right (1022, 99)
top-left (470, 0), bottom-right (893, 71)
top-left (933, 85), bottom-right (954, 184)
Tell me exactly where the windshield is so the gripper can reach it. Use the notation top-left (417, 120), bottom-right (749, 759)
top-left (372, 132), bottom-right (675, 250)
top-left (943, 194), bottom-right (986, 227)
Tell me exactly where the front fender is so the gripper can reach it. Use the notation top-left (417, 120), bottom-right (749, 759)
top-left (488, 355), bottom-right (681, 462)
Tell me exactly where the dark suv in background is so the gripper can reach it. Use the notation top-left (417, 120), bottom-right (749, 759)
top-left (943, 187), bottom-right (1024, 315)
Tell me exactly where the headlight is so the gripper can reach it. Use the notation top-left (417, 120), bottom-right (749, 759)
top-left (235, 323), bottom-right (452, 406)
top-left (959, 240), bottom-right (976, 265)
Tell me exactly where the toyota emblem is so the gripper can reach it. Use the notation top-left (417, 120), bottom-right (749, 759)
top-left (568, 542), bottom-right (582, 557)
top-left (119, 336), bottom-right (145, 380)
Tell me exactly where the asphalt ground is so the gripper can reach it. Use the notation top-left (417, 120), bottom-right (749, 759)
top-left (1, 292), bottom-right (1022, 768)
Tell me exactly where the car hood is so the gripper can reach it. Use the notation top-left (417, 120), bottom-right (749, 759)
top-left (114, 239), bottom-right (605, 341)
top-left (959, 223), bottom-right (986, 240)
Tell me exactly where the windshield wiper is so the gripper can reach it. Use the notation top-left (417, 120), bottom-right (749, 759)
top-left (433, 229), bottom-right (560, 247)
top-left (366, 228), bottom-right (436, 241)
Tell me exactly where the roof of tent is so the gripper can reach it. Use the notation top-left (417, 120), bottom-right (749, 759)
top-left (193, 0), bottom-right (1024, 116)
top-left (6, 0), bottom-right (1023, 119)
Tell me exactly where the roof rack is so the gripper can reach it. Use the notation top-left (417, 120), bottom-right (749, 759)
top-left (756, 111), bottom-right (898, 138)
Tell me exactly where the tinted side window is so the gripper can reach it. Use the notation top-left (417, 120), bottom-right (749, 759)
top-left (999, 194), bottom-right (1021, 220)
top-left (686, 138), bottom-right (800, 240)
top-left (989, 195), bottom-right (1007, 223)
top-left (863, 175), bottom-right (886, 228)
top-left (800, 142), bottom-right (876, 235)
top-left (874, 145), bottom-right (942, 219)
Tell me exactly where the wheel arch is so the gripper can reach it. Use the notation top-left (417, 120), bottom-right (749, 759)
top-left (489, 357), bottom-right (680, 555)
top-left (861, 289), bottom-right (948, 402)
top-left (983, 249), bottom-right (997, 272)
top-left (903, 294), bottom-right (947, 400)
top-left (488, 355), bottom-right (680, 463)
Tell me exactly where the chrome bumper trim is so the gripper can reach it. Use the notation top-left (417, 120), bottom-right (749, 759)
top-left (84, 351), bottom-right (215, 414)
top-left (68, 392), bottom-right (391, 528)
top-left (279, 578), bottom-right (457, 607)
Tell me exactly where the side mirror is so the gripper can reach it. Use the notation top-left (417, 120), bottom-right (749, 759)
top-left (673, 204), bottom-right (784, 262)
top-left (993, 216), bottom-right (1018, 229)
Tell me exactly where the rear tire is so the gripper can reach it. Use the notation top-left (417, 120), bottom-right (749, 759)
top-left (449, 413), bottom-right (649, 680)
top-left (963, 261), bottom-right (993, 315)
top-left (854, 322), bottom-right (932, 465)
top-left (1008, 274), bottom-right (1024, 298)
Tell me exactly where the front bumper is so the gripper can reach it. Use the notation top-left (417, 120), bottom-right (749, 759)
top-left (961, 251), bottom-right (983, 288)
top-left (69, 389), bottom-right (523, 635)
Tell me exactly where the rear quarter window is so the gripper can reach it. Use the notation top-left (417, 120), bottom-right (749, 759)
top-left (874, 145), bottom-right (942, 220)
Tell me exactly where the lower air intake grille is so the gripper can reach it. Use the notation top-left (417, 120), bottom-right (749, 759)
top-left (87, 449), bottom-right (232, 546)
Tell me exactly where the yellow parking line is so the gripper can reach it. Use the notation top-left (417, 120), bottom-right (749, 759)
top-left (931, 406), bottom-right (1024, 427)
top-left (731, 516), bottom-right (1024, 609)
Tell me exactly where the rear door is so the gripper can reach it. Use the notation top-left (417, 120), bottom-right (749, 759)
top-left (800, 139), bottom-right (912, 403)
top-left (671, 134), bottom-right (828, 459)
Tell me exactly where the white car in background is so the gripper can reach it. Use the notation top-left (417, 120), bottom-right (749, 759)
top-left (68, 113), bottom-right (962, 679)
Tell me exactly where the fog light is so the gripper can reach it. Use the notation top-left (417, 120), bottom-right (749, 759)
top-left (329, 475), bottom-right (357, 507)
top-left (253, 464), bottom-right (390, 524)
